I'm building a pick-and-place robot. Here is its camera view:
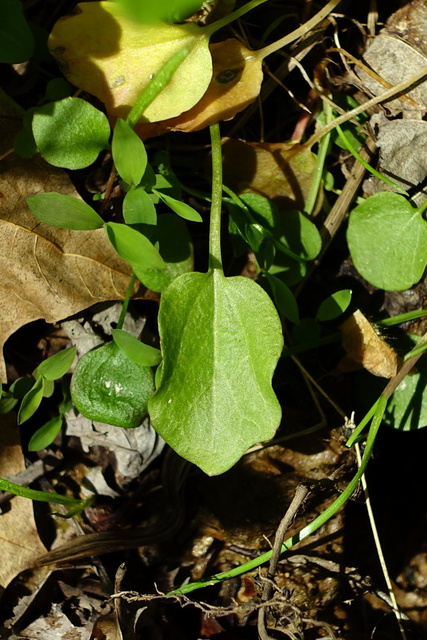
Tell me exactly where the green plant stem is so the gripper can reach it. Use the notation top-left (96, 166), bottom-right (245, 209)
top-left (304, 101), bottom-right (333, 216)
top-left (335, 124), bottom-right (408, 195)
top-left (168, 398), bottom-right (385, 597)
top-left (209, 123), bottom-right (223, 272)
top-left (377, 309), bottom-right (427, 327)
top-left (116, 273), bottom-right (137, 331)
top-left (0, 476), bottom-right (91, 511)
top-left (203, 0), bottom-right (270, 36)
top-left (126, 47), bottom-right (191, 128)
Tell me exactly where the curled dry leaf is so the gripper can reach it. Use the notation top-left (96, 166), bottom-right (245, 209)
top-left (0, 153), bottom-right (136, 382)
top-left (135, 39), bottom-right (263, 137)
top-left (339, 310), bottom-right (398, 379)
top-left (221, 138), bottom-right (317, 211)
top-left (48, 1), bottom-right (212, 123)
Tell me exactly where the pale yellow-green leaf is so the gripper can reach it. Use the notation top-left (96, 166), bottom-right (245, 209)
top-left (48, 1), bottom-right (213, 123)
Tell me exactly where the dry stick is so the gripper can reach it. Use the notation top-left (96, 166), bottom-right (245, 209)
top-left (257, 484), bottom-right (310, 640)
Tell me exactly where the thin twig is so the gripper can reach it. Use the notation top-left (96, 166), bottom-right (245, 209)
top-left (258, 484), bottom-right (310, 640)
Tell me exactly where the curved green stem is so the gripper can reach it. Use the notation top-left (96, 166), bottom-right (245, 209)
top-left (116, 273), bottom-right (137, 330)
top-left (0, 476), bottom-right (92, 516)
top-left (168, 398), bottom-right (385, 596)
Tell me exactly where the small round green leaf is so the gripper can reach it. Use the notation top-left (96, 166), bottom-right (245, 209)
top-left (316, 289), bottom-right (352, 321)
top-left (32, 97), bottom-right (110, 170)
top-left (27, 194), bottom-right (103, 230)
top-left (154, 190), bottom-right (202, 222)
top-left (34, 346), bottom-right (77, 381)
top-left (112, 119), bottom-right (147, 186)
top-left (347, 192), bottom-right (427, 291)
top-left (71, 342), bottom-right (155, 428)
top-left (112, 329), bottom-right (161, 366)
top-left (0, 0), bottom-right (34, 63)
top-left (123, 188), bottom-right (157, 225)
top-left (28, 416), bottom-right (63, 451)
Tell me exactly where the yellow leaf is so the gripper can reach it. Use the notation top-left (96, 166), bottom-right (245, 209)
top-left (135, 39), bottom-right (263, 137)
top-left (48, 1), bottom-right (213, 123)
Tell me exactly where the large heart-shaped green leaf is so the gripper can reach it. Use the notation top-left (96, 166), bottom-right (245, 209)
top-left (347, 192), bottom-right (427, 291)
top-left (148, 270), bottom-right (283, 475)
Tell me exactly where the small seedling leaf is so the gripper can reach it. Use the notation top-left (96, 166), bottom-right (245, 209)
top-left (104, 222), bottom-right (166, 281)
top-left (28, 416), bottom-right (63, 451)
top-left (266, 273), bottom-right (299, 324)
top-left (133, 214), bottom-right (194, 292)
top-left (27, 193), bottom-right (104, 230)
top-left (112, 119), bottom-right (147, 186)
top-left (112, 329), bottom-right (161, 366)
top-left (0, 0), bottom-right (34, 63)
top-left (71, 342), bottom-right (155, 428)
top-left (148, 270), bottom-right (283, 475)
top-left (18, 376), bottom-right (44, 424)
top-left (123, 188), bottom-right (157, 225)
top-left (32, 97), bottom-right (110, 169)
top-left (316, 289), bottom-right (352, 321)
top-left (34, 346), bottom-right (77, 381)
top-left (42, 378), bottom-right (55, 398)
top-left (347, 192), bottom-right (427, 291)
top-left (154, 190), bottom-right (202, 222)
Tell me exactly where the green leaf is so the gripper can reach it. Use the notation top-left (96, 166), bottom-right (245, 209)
top-left (28, 416), bottom-right (63, 451)
top-left (10, 377), bottom-right (35, 399)
top-left (148, 270), bottom-right (283, 475)
top-left (134, 214), bottom-right (194, 292)
top-left (347, 192), bottom-right (427, 291)
top-left (34, 347), bottom-right (76, 380)
top-left (32, 97), bottom-right (110, 170)
top-left (112, 118), bottom-right (147, 186)
top-left (18, 376), bottom-right (44, 425)
top-left (104, 222), bottom-right (166, 283)
top-left (27, 193), bottom-right (103, 230)
top-left (112, 329), bottom-right (161, 366)
top-left (71, 342), bottom-right (155, 428)
top-left (384, 338), bottom-right (427, 431)
top-left (154, 190), bottom-right (202, 222)
top-left (116, 0), bottom-right (204, 23)
top-left (123, 188), bottom-right (157, 225)
top-left (316, 289), bottom-right (352, 321)
top-left (0, 0), bottom-right (34, 63)
top-left (265, 273), bottom-right (299, 324)
top-left (42, 378), bottom-right (55, 398)
top-left (0, 395), bottom-right (18, 414)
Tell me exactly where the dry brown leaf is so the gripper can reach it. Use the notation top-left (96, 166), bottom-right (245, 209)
top-left (0, 413), bottom-right (47, 590)
top-left (0, 152), bottom-right (134, 382)
top-left (135, 39), bottom-right (263, 138)
top-left (340, 310), bottom-right (398, 379)
top-left (221, 138), bottom-right (317, 211)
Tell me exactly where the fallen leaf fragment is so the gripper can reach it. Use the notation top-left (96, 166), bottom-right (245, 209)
top-left (221, 138), bottom-right (317, 211)
top-left (0, 153), bottom-right (134, 382)
top-left (135, 39), bottom-right (264, 137)
top-left (340, 310), bottom-right (398, 378)
top-left (0, 413), bottom-right (47, 590)
top-left (48, 1), bottom-right (212, 123)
